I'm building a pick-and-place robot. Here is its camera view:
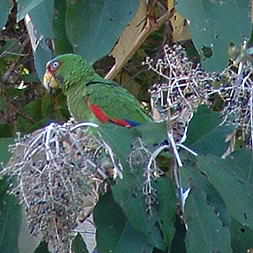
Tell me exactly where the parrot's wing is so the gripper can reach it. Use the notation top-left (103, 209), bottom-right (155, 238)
top-left (84, 80), bottom-right (151, 126)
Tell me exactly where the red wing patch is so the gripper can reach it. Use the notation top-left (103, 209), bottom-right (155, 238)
top-left (89, 104), bottom-right (110, 123)
top-left (89, 103), bottom-right (138, 128)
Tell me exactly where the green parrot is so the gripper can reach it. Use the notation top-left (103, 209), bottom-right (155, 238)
top-left (43, 54), bottom-right (151, 127)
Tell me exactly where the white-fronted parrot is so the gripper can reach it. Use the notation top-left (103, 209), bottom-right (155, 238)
top-left (43, 54), bottom-right (151, 126)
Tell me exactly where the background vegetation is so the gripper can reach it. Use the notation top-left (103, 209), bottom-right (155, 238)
top-left (1, 0), bottom-right (253, 253)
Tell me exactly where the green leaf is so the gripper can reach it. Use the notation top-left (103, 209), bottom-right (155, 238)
top-left (65, 0), bottom-right (139, 63)
top-left (186, 105), bottom-right (220, 145)
top-left (17, 207), bottom-right (42, 253)
top-left (185, 105), bottom-right (233, 156)
top-left (0, 179), bottom-right (21, 253)
top-left (16, 99), bottom-right (42, 133)
top-left (0, 125), bottom-right (13, 137)
top-left (231, 219), bottom-right (253, 253)
top-left (0, 137), bottom-right (14, 165)
top-left (0, 0), bottom-right (13, 30)
top-left (170, 215), bottom-right (186, 253)
top-left (94, 192), bottom-right (153, 253)
top-left (33, 37), bottom-right (53, 81)
top-left (132, 121), bottom-right (168, 146)
top-left (34, 241), bottom-right (50, 253)
top-left (17, 0), bottom-right (45, 21)
top-left (21, 0), bottom-right (54, 81)
top-left (40, 93), bottom-right (69, 119)
top-left (113, 224), bottom-right (153, 253)
top-left (99, 124), bottom-right (134, 163)
top-left (198, 152), bottom-right (253, 230)
top-left (184, 189), bottom-right (232, 253)
top-left (112, 171), bottom-right (166, 250)
top-left (53, 0), bottom-right (73, 54)
top-left (155, 178), bottom-right (177, 248)
top-left (99, 123), bottom-right (174, 250)
top-left (181, 155), bottom-right (231, 227)
top-left (16, 93), bottom-right (69, 133)
top-left (0, 39), bottom-right (22, 56)
top-left (225, 149), bottom-right (253, 183)
top-left (0, 98), bottom-right (7, 112)
top-left (0, 178), bottom-right (8, 199)
top-left (71, 233), bottom-right (89, 253)
top-left (29, 0), bottom-right (55, 38)
top-left (181, 158), bottom-right (232, 253)
top-left (4, 87), bottom-right (25, 97)
top-left (100, 122), bottom-right (168, 165)
top-left (24, 0), bottom-right (54, 81)
top-left (177, 0), bottom-right (251, 71)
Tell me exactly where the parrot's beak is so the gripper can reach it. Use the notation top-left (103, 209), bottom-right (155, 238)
top-left (43, 70), bottom-right (60, 94)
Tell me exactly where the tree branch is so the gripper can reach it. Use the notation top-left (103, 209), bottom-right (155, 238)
top-left (105, 9), bottom-right (174, 80)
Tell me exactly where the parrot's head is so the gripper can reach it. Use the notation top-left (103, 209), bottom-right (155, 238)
top-left (43, 54), bottom-right (93, 94)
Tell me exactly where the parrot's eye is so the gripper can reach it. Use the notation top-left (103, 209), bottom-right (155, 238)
top-left (51, 61), bottom-right (60, 69)
top-left (48, 61), bottom-right (60, 72)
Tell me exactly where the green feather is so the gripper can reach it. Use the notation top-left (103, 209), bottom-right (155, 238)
top-left (48, 54), bottom-right (151, 124)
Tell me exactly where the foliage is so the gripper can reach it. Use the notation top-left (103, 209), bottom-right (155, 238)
top-left (0, 177), bottom-right (21, 253)
top-left (1, 1), bottom-right (253, 253)
top-left (177, 0), bottom-right (251, 71)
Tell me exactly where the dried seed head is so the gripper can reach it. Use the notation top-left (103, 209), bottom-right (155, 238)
top-left (144, 44), bottom-right (219, 145)
top-left (2, 121), bottom-right (119, 253)
top-left (219, 62), bottom-right (253, 149)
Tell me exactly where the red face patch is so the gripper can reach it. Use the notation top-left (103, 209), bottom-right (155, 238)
top-left (47, 60), bottom-right (61, 73)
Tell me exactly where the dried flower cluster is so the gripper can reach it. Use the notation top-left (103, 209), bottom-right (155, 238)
top-left (141, 43), bottom-right (253, 210)
top-left (144, 43), bottom-right (253, 150)
top-left (1, 121), bottom-right (119, 253)
top-left (219, 61), bottom-right (253, 148)
top-left (144, 44), bottom-right (218, 123)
